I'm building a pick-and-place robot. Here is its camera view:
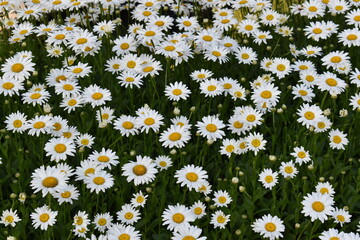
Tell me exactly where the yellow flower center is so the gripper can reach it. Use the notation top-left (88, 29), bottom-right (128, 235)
top-left (30, 93), bottom-right (41, 99)
top-left (251, 139), bottom-right (261, 147)
top-left (93, 177), bottom-right (105, 185)
top-left (165, 46), bottom-right (175, 51)
top-left (223, 83), bottom-right (232, 89)
top-left (299, 65), bottom-right (308, 70)
top-left (194, 207), bottom-right (203, 215)
top-left (326, 78), bottom-right (337, 86)
top-left (125, 212), bottom-right (133, 220)
top-left (246, 114), bottom-right (256, 122)
top-left (127, 61), bottom-right (136, 68)
top-left (306, 75), bottom-right (315, 82)
top-left (333, 136), bottom-right (342, 144)
top-left (312, 201), bottom-right (325, 212)
top-left (98, 156), bottom-right (110, 162)
top-left (218, 196), bottom-right (227, 203)
top-left (245, 25), bottom-right (253, 31)
top-left (347, 34), bottom-right (357, 40)
top-left (144, 118), bottom-right (155, 125)
top-left (118, 233), bottom-right (131, 240)
top-left (309, 6), bottom-right (317, 11)
top-left (265, 222), bottom-right (276, 232)
top-left (145, 31), bottom-right (155, 36)
top-left (11, 63), bottom-right (24, 73)
top-left (212, 51), bottom-right (221, 57)
top-left (54, 143), bottom-right (66, 153)
top-left (68, 99), bottom-right (77, 106)
top-left (297, 151), bottom-right (306, 158)
top-left (5, 216), bottom-right (14, 223)
top-left (330, 238), bottom-right (339, 240)
top-left (233, 121), bottom-right (243, 129)
top-left (42, 177), bottom-right (58, 188)
top-left (224, 43), bottom-right (233, 47)
top-left (143, 66), bottom-right (154, 72)
top-left (330, 56), bottom-right (341, 63)
top-left (354, 15), bottom-right (360, 21)
top-left (159, 161), bottom-right (167, 167)
top-left (19, 30), bottom-right (28, 35)
top-left (34, 121), bottom-right (45, 129)
top-left (284, 166), bottom-right (293, 173)
top-left (277, 64), bottom-right (286, 71)
top-left (313, 28), bottom-right (322, 34)
top-left (183, 21), bottom-right (192, 26)
top-left (63, 84), bottom-right (74, 91)
top-left (13, 120), bottom-right (23, 128)
top-left (169, 132), bottom-right (181, 141)
top-left (55, 34), bottom-right (65, 40)
top-left (242, 53), bottom-right (250, 59)
top-left (307, 50), bottom-right (315, 55)
top-left (143, 10), bottom-right (152, 16)
top-left (260, 90), bottom-right (272, 99)
top-left (197, 74), bottom-right (206, 79)
top-left (136, 196), bottom-right (144, 203)
top-left (98, 218), bottom-right (107, 226)
top-left (299, 90), bottom-right (308, 96)
top-left (61, 191), bottom-right (71, 198)
top-left (172, 89), bottom-right (182, 95)
top-left (63, 132), bottom-right (72, 138)
top-left (172, 213), bottom-right (185, 223)
top-left (266, 15), bottom-right (274, 20)
top-left (133, 165), bottom-right (147, 176)
top-left (2, 82), bottom-right (14, 90)
top-left (183, 237), bottom-right (195, 240)
top-left (317, 122), bottom-right (325, 129)
top-left (122, 121), bottom-right (134, 129)
top-left (40, 213), bottom-right (50, 222)
top-left (221, 19), bottom-right (230, 24)
top-left (202, 35), bottom-right (213, 41)
top-left (335, 5), bottom-right (343, 10)
top-left (186, 172), bottom-right (199, 182)
top-left (217, 215), bottom-right (226, 223)
top-left (265, 175), bottom-right (273, 183)
top-left (76, 38), bottom-right (87, 44)
top-left (92, 93), bottom-right (103, 100)
top-left (206, 123), bottom-right (217, 132)
top-left (84, 168), bottom-right (95, 176)
top-left (72, 68), bottom-right (83, 73)
top-left (304, 111), bottom-right (315, 120)
top-left (226, 145), bottom-right (235, 152)
top-left (207, 85), bottom-right (216, 91)
top-left (337, 215), bottom-right (345, 222)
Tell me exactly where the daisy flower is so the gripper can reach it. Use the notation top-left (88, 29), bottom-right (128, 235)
top-left (131, 191), bottom-right (148, 208)
top-left (300, 70), bottom-right (319, 87)
top-left (0, 209), bottom-right (21, 227)
top-left (117, 204), bottom-right (140, 225)
top-left (113, 115), bottom-right (139, 137)
top-left (314, 117), bottom-right (332, 133)
top-left (350, 93), bottom-right (360, 111)
top-left (338, 28), bottom-right (360, 47)
top-left (292, 84), bottom-right (315, 102)
top-left (252, 30), bottom-right (273, 45)
top-left (319, 228), bottom-right (345, 240)
top-left (279, 160), bottom-right (298, 178)
top-left (259, 168), bottom-right (278, 189)
top-left (75, 160), bottom-right (103, 181)
top-left (328, 129), bottom-right (348, 150)
top-left (196, 115), bottom-right (226, 141)
top-left (175, 164), bottom-right (208, 191)
top-left (105, 56), bottom-right (122, 74)
top-left (220, 139), bottom-right (238, 157)
top-left (44, 137), bottom-right (76, 162)
top-left (162, 204), bottom-right (195, 232)
top-left (203, 45), bottom-right (230, 64)
top-left (301, 192), bottom-right (334, 223)
top-left (4, 111), bottom-right (29, 133)
top-left (0, 77), bottom-right (24, 96)
top-left (30, 205), bottom-right (58, 230)
top-left (290, 146), bottom-right (312, 165)
top-left (237, 19), bottom-right (260, 36)
top-left (345, 9), bottom-right (360, 27)
top-left (171, 226), bottom-right (207, 240)
top-left (159, 125), bottom-right (191, 148)
top-left (171, 116), bottom-right (191, 130)
top-left (136, 109), bottom-right (164, 133)
top-left (332, 207), bottom-right (351, 227)
top-left (31, 165), bottom-right (68, 197)
top-left (321, 50), bottom-right (350, 69)
top-left (164, 82), bottom-right (191, 101)
top-left (297, 103), bottom-right (323, 128)
top-left (251, 83), bottom-right (281, 111)
top-left (190, 201), bottom-right (206, 219)
top-left (60, 95), bottom-right (84, 113)
top-left (53, 184), bottom-right (79, 205)
top-left (246, 132), bottom-right (267, 155)
top-left (300, 0), bottom-right (326, 19)
top-left (107, 223), bottom-right (141, 240)
top-left (1, 55), bottom-right (35, 81)
top-left (235, 46), bottom-right (257, 65)
top-left (213, 190), bottom-right (232, 207)
top-left (117, 71), bottom-right (143, 89)
top-left (84, 170), bottom-right (114, 194)
top-left (28, 115), bottom-right (54, 137)
top-left (67, 62), bottom-right (92, 78)
top-left (22, 88), bottom-right (51, 106)
top-left (176, 16), bottom-right (200, 32)
top-left (317, 72), bottom-right (346, 95)
top-left (200, 78), bottom-right (224, 97)
top-left (210, 210), bottom-right (230, 229)
top-left (122, 156), bottom-right (158, 186)
top-left (304, 21), bottom-right (331, 41)
top-left (252, 214), bottom-right (285, 240)
top-left (83, 84), bottom-right (112, 108)
top-left (269, 57), bottom-right (292, 79)
top-left (190, 69), bottom-right (213, 82)
top-left (93, 213), bottom-right (112, 233)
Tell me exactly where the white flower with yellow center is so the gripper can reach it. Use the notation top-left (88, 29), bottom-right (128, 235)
top-left (93, 213), bottom-right (112, 233)
top-left (246, 132), bottom-right (267, 156)
top-left (297, 103), bottom-right (323, 128)
top-left (175, 164), bottom-right (208, 191)
top-left (319, 228), bottom-right (345, 240)
top-left (259, 168), bottom-right (278, 189)
top-left (190, 69), bottom-right (213, 82)
top-left (1, 55), bottom-right (35, 81)
top-left (292, 84), bottom-right (315, 102)
top-left (210, 210), bottom-right (230, 229)
top-left (136, 109), bottom-right (164, 133)
top-left (213, 190), bottom-right (232, 207)
top-left (83, 84), bottom-right (112, 108)
top-left (67, 62), bottom-right (92, 78)
top-left (220, 138), bottom-right (238, 157)
top-left (0, 76), bottom-right (24, 96)
top-left (251, 214), bottom-right (285, 240)
top-left (332, 207), bottom-right (352, 227)
top-left (107, 223), bottom-right (141, 240)
top-left (44, 137), bottom-right (76, 162)
top-left (171, 225), bottom-right (207, 240)
top-left (328, 129), bottom-right (348, 150)
top-left (190, 201), bottom-right (206, 219)
top-left (122, 155), bottom-right (158, 186)
top-left (318, 72), bottom-right (346, 95)
top-left (131, 191), bottom-right (148, 208)
top-left (0, 209), bottom-right (21, 227)
top-left (88, 148), bottom-right (119, 169)
top-left (279, 160), bottom-right (298, 178)
top-left (196, 115), bottom-right (225, 141)
top-left (290, 146), bottom-right (312, 165)
top-left (4, 111), bottom-right (29, 133)
top-left (30, 205), bottom-right (58, 230)
top-left (27, 115), bottom-right (54, 136)
top-left (164, 81), bottom-right (191, 101)
top-left (162, 204), bottom-right (195, 232)
top-left (321, 50), bottom-right (350, 69)
top-left (84, 170), bottom-right (114, 194)
top-left (53, 184), bottom-right (79, 205)
top-left (60, 95), bottom-right (84, 113)
top-left (301, 192), bottom-right (334, 223)
top-left (159, 125), bottom-right (191, 148)
top-left (117, 204), bottom-right (140, 225)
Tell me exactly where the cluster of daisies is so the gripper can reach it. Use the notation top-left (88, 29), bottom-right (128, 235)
top-left (0, 0), bottom-right (360, 239)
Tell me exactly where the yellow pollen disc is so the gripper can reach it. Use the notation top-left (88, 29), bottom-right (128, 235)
top-left (246, 114), bottom-right (256, 122)
top-left (63, 84), bottom-right (74, 91)
top-left (197, 74), bottom-right (206, 79)
top-left (102, 113), bottom-right (109, 120)
top-left (241, 53), bottom-right (250, 59)
top-left (143, 66), bottom-right (154, 72)
top-left (220, 12), bottom-right (228, 16)
top-left (72, 68), bottom-right (83, 73)
top-left (172, 89), bottom-right (182, 96)
top-left (81, 139), bottom-right (89, 145)
top-left (183, 21), bottom-right (192, 26)
top-left (19, 30), bottom-right (28, 35)
top-left (40, 213), bottom-right (50, 222)
top-left (330, 238), bottom-right (339, 240)
top-left (145, 2), bottom-right (153, 7)
top-left (30, 92), bottom-right (42, 99)
top-left (284, 166), bottom-right (293, 173)
top-left (63, 132), bottom-right (72, 138)
top-left (127, 61), bottom-right (136, 68)
top-left (92, 93), bottom-right (103, 100)
top-left (330, 56), bottom-right (341, 63)
top-left (2, 82), bottom-right (14, 90)
top-left (306, 75), bottom-right (315, 82)
top-left (326, 78), bottom-right (337, 86)
top-left (11, 63), bottom-right (24, 73)
top-left (122, 121), bottom-right (134, 129)
top-left (76, 38), bottom-right (88, 44)
top-left (299, 65), bottom-right (308, 70)
top-left (307, 50), bottom-right (315, 55)
top-left (125, 77), bottom-right (134, 82)
top-left (42, 177), bottom-right (58, 188)
top-left (98, 218), bottom-right (107, 226)
top-left (61, 191), bottom-right (71, 198)
top-left (313, 28), bottom-right (322, 34)
top-left (221, 19), bottom-right (230, 24)
top-left (54, 143), bottom-right (67, 153)
top-left (202, 35), bottom-right (213, 41)
top-left (224, 43), bottom-right (233, 47)
top-left (133, 165), bottom-right (147, 176)
top-left (5, 216), bottom-right (14, 223)
top-left (13, 120), bottom-right (23, 128)
top-left (84, 168), bottom-right (95, 176)
top-left (312, 201), bottom-right (325, 212)
top-left (337, 215), bottom-right (345, 222)
top-left (56, 75), bottom-right (66, 82)
top-left (260, 90), bottom-right (272, 99)
top-left (223, 83), bottom-right (232, 89)
top-left (118, 233), bottom-right (131, 240)
top-left (98, 156), bottom-right (110, 162)
top-left (277, 64), bottom-right (286, 71)
top-left (258, 34), bottom-right (267, 39)
top-left (309, 6), bottom-right (317, 12)
top-left (354, 15), bottom-right (360, 21)
top-left (217, 215), bottom-right (226, 223)
top-left (120, 43), bottom-right (130, 50)
top-left (136, 196), bottom-right (144, 203)
top-left (68, 99), bottom-right (77, 106)
top-left (207, 85), bottom-right (216, 91)
top-left (143, 10), bottom-right (151, 16)
top-left (251, 139), bottom-right (261, 147)
top-left (194, 207), bottom-right (203, 215)
top-left (144, 118), bottom-right (155, 125)
top-left (172, 213), bottom-right (185, 223)
top-left (125, 212), bottom-right (133, 220)
top-left (75, 217), bottom-right (83, 225)
top-left (159, 161), bottom-right (167, 167)
top-left (155, 21), bottom-right (164, 26)
top-left (112, 64), bottom-right (120, 69)
top-left (169, 132), bottom-right (181, 141)
top-left (265, 175), bottom-right (273, 183)
top-left (186, 172), bottom-right (199, 182)
top-left (333, 136), bottom-right (342, 144)
top-left (233, 121), bottom-right (243, 128)
top-left (34, 121), bottom-right (45, 129)
top-left (218, 196), bottom-right (227, 203)
top-left (212, 51), bottom-right (221, 57)
top-left (25, 9), bottom-right (34, 14)
top-left (304, 111), bottom-right (315, 120)
top-left (335, 5), bottom-right (343, 10)
top-left (165, 46), bottom-right (175, 51)
top-left (93, 177), bottom-right (105, 185)
top-left (145, 31), bottom-right (155, 36)
top-left (347, 34), bottom-right (357, 40)
top-left (317, 122), bottom-right (325, 129)
top-left (265, 223), bottom-right (276, 232)
top-left (245, 25), bottom-right (253, 31)
top-left (55, 34), bottom-right (65, 40)
top-left (299, 90), bottom-right (308, 96)
top-left (206, 123), bottom-right (217, 132)
top-left (297, 152), bottom-right (306, 158)
top-left (266, 15), bottom-right (274, 20)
